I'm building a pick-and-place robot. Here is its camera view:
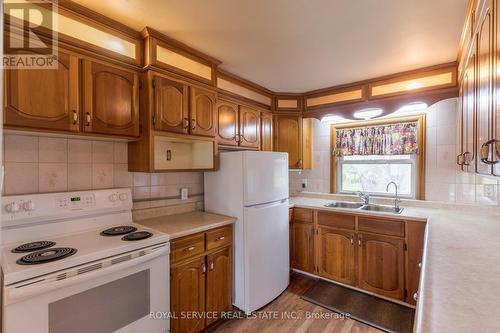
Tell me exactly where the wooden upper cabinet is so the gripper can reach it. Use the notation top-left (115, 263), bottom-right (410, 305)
top-left (4, 51), bottom-right (79, 132)
top-left (357, 232), bottom-right (405, 300)
top-left (461, 45), bottom-right (476, 172)
top-left (261, 112), bottom-right (273, 151)
top-left (83, 60), bottom-right (139, 137)
top-left (476, 0), bottom-right (494, 174)
top-left (291, 221), bottom-right (314, 273)
top-left (274, 116), bottom-right (302, 168)
top-left (216, 99), bottom-right (239, 146)
top-left (206, 247), bottom-right (232, 326)
top-left (154, 76), bottom-right (189, 134)
top-left (189, 86), bottom-right (216, 137)
top-left (317, 227), bottom-right (356, 286)
top-left (239, 106), bottom-right (260, 148)
top-left (171, 256), bottom-right (206, 333)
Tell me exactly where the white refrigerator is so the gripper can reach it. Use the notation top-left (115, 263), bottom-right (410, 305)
top-left (204, 151), bottom-right (289, 313)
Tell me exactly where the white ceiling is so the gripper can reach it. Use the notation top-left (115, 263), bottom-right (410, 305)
top-left (73, 0), bottom-right (468, 93)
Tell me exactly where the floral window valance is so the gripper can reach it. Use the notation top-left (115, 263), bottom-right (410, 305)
top-left (334, 122), bottom-right (419, 156)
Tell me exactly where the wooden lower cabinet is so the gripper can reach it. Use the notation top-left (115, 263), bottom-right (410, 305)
top-left (171, 256), bottom-right (206, 333)
top-left (357, 232), bottom-right (405, 300)
top-left (291, 221), bottom-right (314, 273)
top-left (317, 227), bottom-right (356, 286)
top-left (170, 226), bottom-right (233, 333)
top-left (290, 208), bottom-right (425, 304)
top-left (206, 247), bottom-right (232, 325)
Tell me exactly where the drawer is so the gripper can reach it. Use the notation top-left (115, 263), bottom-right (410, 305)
top-left (293, 208), bottom-right (313, 223)
top-left (358, 217), bottom-right (405, 237)
top-left (206, 226), bottom-right (232, 251)
top-left (317, 211), bottom-right (355, 230)
top-left (171, 233), bottom-right (205, 263)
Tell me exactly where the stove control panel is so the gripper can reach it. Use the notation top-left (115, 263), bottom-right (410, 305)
top-left (2, 188), bottom-right (133, 225)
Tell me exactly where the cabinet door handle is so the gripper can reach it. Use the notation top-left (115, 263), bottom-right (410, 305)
top-left (72, 110), bottom-right (78, 125)
top-left (191, 118), bottom-right (196, 131)
top-left (184, 246), bottom-right (195, 252)
top-left (358, 238), bottom-right (361, 246)
top-left (216, 236), bottom-right (225, 241)
top-left (298, 159), bottom-right (303, 169)
top-left (456, 153), bottom-right (464, 166)
top-left (413, 291), bottom-right (419, 301)
top-left (235, 134), bottom-right (241, 143)
top-left (418, 262), bottom-right (422, 268)
top-left (210, 261), bottom-right (214, 270)
top-left (463, 151), bottom-right (472, 166)
top-left (350, 236), bottom-right (354, 245)
top-left (183, 117), bottom-right (189, 130)
top-left (85, 112), bottom-right (91, 126)
top-left (480, 139), bottom-right (499, 165)
top-left (202, 264), bottom-right (206, 273)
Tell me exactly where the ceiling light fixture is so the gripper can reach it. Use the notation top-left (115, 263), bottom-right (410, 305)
top-left (320, 115), bottom-right (348, 124)
top-left (353, 108), bottom-right (383, 120)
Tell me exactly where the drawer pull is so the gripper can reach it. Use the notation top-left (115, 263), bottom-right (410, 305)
top-left (217, 236), bottom-right (225, 241)
top-left (413, 291), bottom-right (419, 301)
top-left (184, 246), bottom-right (195, 252)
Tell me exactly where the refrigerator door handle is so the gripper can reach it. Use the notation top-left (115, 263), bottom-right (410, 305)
top-left (245, 199), bottom-right (288, 209)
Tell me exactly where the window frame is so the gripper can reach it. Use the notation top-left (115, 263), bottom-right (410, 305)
top-left (330, 115), bottom-right (426, 199)
top-left (337, 154), bottom-right (417, 199)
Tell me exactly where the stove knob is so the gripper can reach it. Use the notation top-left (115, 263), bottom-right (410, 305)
top-left (23, 201), bottom-right (35, 211)
top-left (119, 193), bottom-right (128, 201)
top-left (109, 194), bottom-right (118, 202)
top-left (5, 202), bottom-right (20, 213)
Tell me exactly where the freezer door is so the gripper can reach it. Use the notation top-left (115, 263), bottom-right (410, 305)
top-left (240, 199), bottom-right (289, 313)
top-left (243, 152), bottom-right (288, 206)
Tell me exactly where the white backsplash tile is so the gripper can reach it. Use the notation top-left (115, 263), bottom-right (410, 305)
top-left (113, 164), bottom-right (133, 188)
top-left (4, 162), bottom-right (38, 194)
top-left (68, 164), bottom-right (92, 191)
top-left (39, 137), bottom-right (67, 163)
top-left (38, 163), bottom-right (68, 193)
top-left (4, 134), bottom-right (38, 163)
top-left (68, 139), bottom-right (92, 163)
top-left (92, 163), bottom-right (114, 189)
top-left (92, 141), bottom-right (114, 164)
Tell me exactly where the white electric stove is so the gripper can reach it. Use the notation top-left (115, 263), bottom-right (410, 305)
top-left (1, 188), bottom-right (170, 333)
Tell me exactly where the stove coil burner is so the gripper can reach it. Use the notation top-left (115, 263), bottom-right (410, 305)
top-left (12, 241), bottom-right (56, 253)
top-left (122, 231), bottom-right (153, 241)
top-left (100, 226), bottom-right (138, 236)
top-left (16, 247), bottom-right (77, 265)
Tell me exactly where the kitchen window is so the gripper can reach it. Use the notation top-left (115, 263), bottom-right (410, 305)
top-left (331, 116), bottom-right (425, 199)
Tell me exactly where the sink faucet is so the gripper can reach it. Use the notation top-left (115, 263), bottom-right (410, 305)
top-left (357, 191), bottom-right (370, 205)
top-left (386, 181), bottom-right (401, 210)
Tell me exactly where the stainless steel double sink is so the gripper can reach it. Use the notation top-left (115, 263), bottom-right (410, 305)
top-left (324, 201), bottom-right (403, 214)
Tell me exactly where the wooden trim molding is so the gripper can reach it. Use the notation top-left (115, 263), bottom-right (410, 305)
top-left (216, 70), bottom-right (273, 108)
top-left (329, 115), bottom-right (426, 200)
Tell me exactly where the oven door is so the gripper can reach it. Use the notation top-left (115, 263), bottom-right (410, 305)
top-left (4, 243), bottom-right (170, 333)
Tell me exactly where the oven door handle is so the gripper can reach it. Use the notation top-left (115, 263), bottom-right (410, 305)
top-left (6, 244), bottom-right (169, 305)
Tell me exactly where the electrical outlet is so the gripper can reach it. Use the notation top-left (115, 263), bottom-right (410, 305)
top-left (180, 188), bottom-right (188, 200)
top-left (301, 179), bottom-right (307, 189)
top-left (483, 184), bottom-right (495, 198)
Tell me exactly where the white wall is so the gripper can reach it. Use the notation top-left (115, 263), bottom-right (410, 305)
top-left (290, 98), bottom-right (500, 205)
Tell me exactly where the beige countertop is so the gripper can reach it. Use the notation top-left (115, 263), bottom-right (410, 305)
top-left (289, 194), bottom-right (500, 332)
top-left (136, 211), bottom-right (236, 239)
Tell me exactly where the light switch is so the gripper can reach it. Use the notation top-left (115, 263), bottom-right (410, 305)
top-left (180, 188), bottom-right (188, 200)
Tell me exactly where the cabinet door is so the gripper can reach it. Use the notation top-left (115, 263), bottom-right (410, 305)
top-left (461, 45), bottom-right (476, 172)
top-left (358, 233), bottom-right (405, 300)
top-left (274, 116), bottom-right (302, 168)
top-left (291, 221), bottom-right (314, 273)
top-left (239, 106), bottom-right (261, 148)
top-left (189, 86), bottom-right (216, 137)
top-left (4, 51), bottom-right (79, 132)
top-left (83, 60), bottom-right (139, 137)
top-left (261, 112), bottom-right (273, 151)
top-left (171, 256), bottom-right (206, 333)
top-left (317, 227), bottom-right (356, 286)
top-left (206, 247), bottom-right (232, 326)
top-left (216, 100), bottom-right (239, 146)
top-left (154, 76), bottom-right (189, 134)
top-left (476, 1), bottom-right (494, 174)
